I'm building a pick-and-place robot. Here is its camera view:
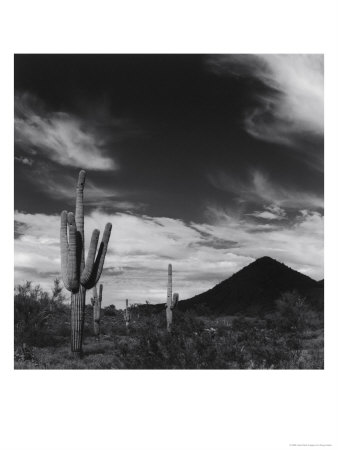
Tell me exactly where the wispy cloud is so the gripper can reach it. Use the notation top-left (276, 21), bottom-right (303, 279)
top-left (208, 169), bottom-right (324, 210)
top-left (247, 204), bottom-right (286, 221)
top-left (15, 93), bottom-right (117, 171)
top-left (15, 160), bottom-right (145, 213)
top-left (207, 54), bottom-right (324, 168)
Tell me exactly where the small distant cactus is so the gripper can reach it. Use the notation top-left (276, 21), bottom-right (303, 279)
top-left (91, 284), bottom-right (103, 340)
top-left (165, 264), bottom-right (179, 332)
top-left (60, 169), bottom-right (112, 356)
top-left (124, 299), bottom-right (131, 333)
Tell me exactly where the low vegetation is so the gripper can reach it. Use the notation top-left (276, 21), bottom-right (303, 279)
top-left (14, 282), bottom-right (324, 370)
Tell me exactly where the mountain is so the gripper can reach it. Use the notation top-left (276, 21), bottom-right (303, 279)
top-left (317, 279), bottom-right (324, 288)
top-left (178, 256), bottom-right (322, 314)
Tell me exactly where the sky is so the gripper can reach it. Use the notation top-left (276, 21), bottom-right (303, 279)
top-left (14, 54), bottom-right (324, 307)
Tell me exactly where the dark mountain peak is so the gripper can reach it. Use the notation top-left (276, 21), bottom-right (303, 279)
top-left (224, 255), bottom-right (315, 285)
top-left (240, 256), bottom-right (290, 271)
top-left (255, 256), bottom-right (278, 264)
top-left (179, 256), bottom-right (320, 314)
top-left (253, 256), bottom-right (289, 268)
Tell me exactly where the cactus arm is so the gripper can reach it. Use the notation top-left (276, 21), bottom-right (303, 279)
top-left (80, 229), bottom-right (100, 285)
top-left (92, 283), bottom-right (102, 340)
top-left (67, 212), bottom-right (79, 291)
top-left (75, 170), bottom-right (86, 273)
top-left (94, 223), bottom-right (112, 284)
top-left (172, 292), bottom-right (179, 309)
top-left (60, 210), bottom-right (70, 290)
top-left (60, 210), bottom-right (79, 291)
top-left (84, 222), bottom-right (112, 289)
top-left (99, 284), bottom-right (103, 302)
top-left (92, 284), bottom-right (98, 300)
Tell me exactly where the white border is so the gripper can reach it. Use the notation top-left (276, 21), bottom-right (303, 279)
top-left (1, 1), bottom-right (338, 449)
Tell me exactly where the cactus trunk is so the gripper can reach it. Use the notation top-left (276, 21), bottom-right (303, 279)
top-left (92, 284), bottom-right (102, 340)
top-left (125, 299), bottom-right (130, 334)
top-left (166, 264), bottom-right (173, 332)
top-left (93, 320), bottom-right (100, 337)
top-left (71, 286), bottom-right (86, 355)
top-left (166, 307), bottom-right (173, 332)
top-left (167, 264), bottom-right (172, 306)
top-left (165, 264), bottom-right (179, 332)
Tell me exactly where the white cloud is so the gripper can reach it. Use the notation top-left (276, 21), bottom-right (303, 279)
top-left (201, 206), bottom-right (323, 280)
top-left (207, 54), bottom-right (324, 167)
top-left (248, 204), bottom-right (287, 221)
top-left (15, 93), bottom-right (117, 171)
top-left (244, 55), bottom-right (323, 142)
top-left (248, 211), bottom-right (283, 221)
top-left (14, 205), bottom-right (324, 308)
top-left (266, 204), bottom-right (286, 217)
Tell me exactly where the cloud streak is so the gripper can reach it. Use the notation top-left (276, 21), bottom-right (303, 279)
top-left (15, 93), bottom-right (117, 171)
top-left (207, 54), bottom-right (324, 168)
top-left (208, 169), bottom-right (324, 210)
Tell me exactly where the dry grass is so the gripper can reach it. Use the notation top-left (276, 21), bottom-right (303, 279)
top-left (14, 315), bottom-right (324, 370)
top-left (14, 285), bottom-right (324, 370)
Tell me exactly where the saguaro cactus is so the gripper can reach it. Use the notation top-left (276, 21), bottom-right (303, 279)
top-left (165, 264), bottom-right (179, 332)
top-left (124, 299), bottom-right (131, 334)
top-left (60, 170), bottom-right (112, 356)
top-left (91, 284), bottom-right (103, 340)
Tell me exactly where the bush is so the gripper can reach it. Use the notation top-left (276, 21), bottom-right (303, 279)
top-left (104, 305), bottom-right (117, 317)
top-left (14, 285), bottom-right (324, 369)
top-left (267, 291), bottom-right (323, 333)
top-left (14, 279), bottom-right (67, 347)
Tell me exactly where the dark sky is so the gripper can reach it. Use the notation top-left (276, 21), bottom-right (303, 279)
top-left (14, 54), bottom-right (324, 306)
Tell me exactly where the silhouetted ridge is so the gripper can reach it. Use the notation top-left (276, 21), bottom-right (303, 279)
top-left (178, 256), bottom-right (320, 314)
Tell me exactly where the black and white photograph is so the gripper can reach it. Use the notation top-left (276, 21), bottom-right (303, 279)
top-left (14, 53), bottom-right (324, 369)
top-left (2, 2), bottom-right (338, 449)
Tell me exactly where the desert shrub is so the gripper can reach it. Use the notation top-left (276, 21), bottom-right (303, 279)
top-left (232, 315), bottom-right (245, 331)
top-left (15, 282), bottom-right (51, 346)
top-left (14, 343), bottom-right (38, 364)
top-left (104, 304), bottom-right (117, 316)
top-left (266, 291), bottom-right (323, 333)
top-left (227, 308), bottom-right (312, 369)
top-left (104, 305), bottom-right (313, 369)
top-left (14, 280), bottom-right (67, 347)
top-left (54, 321), bottom-right (71, 339)
top-left (50, 278), bottom-right (68, 309)
top-left (275, 291), bottom-right (308, 331)
top-left (14, 283), bottom-right (324, 369)
top-left (113, 316), bottom-right (237, 369)
top-left (172, 310), bottom-right (205, 335)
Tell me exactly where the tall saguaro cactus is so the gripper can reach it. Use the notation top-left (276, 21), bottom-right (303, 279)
top-left (166, 264), bottom-right (179, 332)
top-left (124, 299), bottom-right (131, 334)
top-left (60, 170), bottom-right (112, 356)
top-left (91, 284), bottom-right (103, 340)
